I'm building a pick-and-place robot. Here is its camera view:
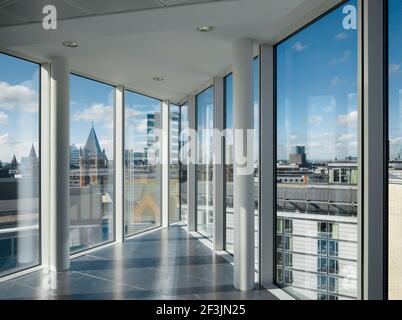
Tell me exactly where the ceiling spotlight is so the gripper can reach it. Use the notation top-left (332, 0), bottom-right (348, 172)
top-left (62, 41), bottom-right (78, 48)
top-left (196, 25), bottom-right (214, 33)
top-left (153, 76), bottom-right (164, 82)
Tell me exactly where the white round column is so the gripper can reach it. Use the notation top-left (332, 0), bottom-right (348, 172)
top-left (232, 38), bottom-right (255, 291)
top-left (49, 56), bottom-right (70, 272)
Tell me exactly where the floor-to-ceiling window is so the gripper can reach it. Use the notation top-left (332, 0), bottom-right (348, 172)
top-left (224, 73), bottom-right (234, 252)
top-left (275, 0), bottom-right (358, 300)
top-left (224, 58), bottom-right (260, 272)
top-left (169, 104), bottom-right (180, 223)
top-left (124, 91), bottom-right (162, 236)
top-left (180, 104), bottom-right (189, 224)
top-left (69, 75), bottom-right (115, 254)
top-left (388, 0), bottom-right (402, 300)
top-left (0, 53), bottom-right (40, 277)
top-left (196, 87), bottom-right (214, 240)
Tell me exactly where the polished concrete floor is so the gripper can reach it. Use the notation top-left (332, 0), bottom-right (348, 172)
top-left (0, 225), bottom-right (277, 300)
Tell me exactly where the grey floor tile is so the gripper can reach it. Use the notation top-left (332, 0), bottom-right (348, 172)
top-left (0, 226), bottom-right (278, 300)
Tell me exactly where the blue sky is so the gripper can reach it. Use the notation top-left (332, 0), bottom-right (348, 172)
top-left (197, 86), bottom-right (214, 163)
top-left (277, 0), bottom-right (358, 161)
top-left (70, 74), bottom-right (115, 159)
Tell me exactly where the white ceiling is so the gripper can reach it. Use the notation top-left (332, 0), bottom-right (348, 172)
top-left (0, 0), bottom-right (342, 103)
top-left (0, 0), bottom-right (225, 27)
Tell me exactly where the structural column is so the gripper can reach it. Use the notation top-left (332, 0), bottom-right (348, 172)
top-left (233, 38), bottom-right (255, 291)
top-left (360, 0), bottom-right (386, 300)
top-left (41, 63), bottom-right (51, 267)
top-left (49, 56), bottom-right (70, 272)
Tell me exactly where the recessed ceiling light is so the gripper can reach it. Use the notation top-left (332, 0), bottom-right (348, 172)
top-left (196, 26), bottom-right (214, 33)
top-left (153, 76), bottom-right (164, 82)
top-left (62, 41), bottom-right (78, 48)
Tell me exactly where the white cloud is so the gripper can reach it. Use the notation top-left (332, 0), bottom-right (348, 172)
top-left (337, 110), bottom-right (358, 127)
top-left (308, 115), bottom-right (323, 126)
top-left (390, 137), bottom-right (402, 145)
top-left (0, 133), bottom-right (38, 163)
top-left (0, 133), bottom-right (9, 144)
top-left (389, 64), bottom-right (402, 75)
top-left (99, 138), bottom-right (113, 159)
top-left (136, 118), bottom-right (148, 134)
top-left (292, 41), bottom-right (308, 52)
top-left (308, 142), bottom-right (322, 148)
top-left (335, 32), bottom-right (348, 40)
top-left (289, 134), bottom-right (300, 141)
top-left (125, 108), bottom-right (141, 120)
top-left (0, 81), bottom-right (39, 113)
top-left (338, 133), bottom-right (354, 141)
top-left (348, 141), bottom-right (358, 147)
top-left (330, 50), bottom-right (351, 66)
top-left (330, 76), bottom-right (343, 88)
top-left (72, 103), bottom-right (113, 129)
top-left (0, 111), bottom-right (8, 124)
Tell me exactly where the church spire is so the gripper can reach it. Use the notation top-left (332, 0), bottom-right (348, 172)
top-left (83, 124), bottom-right (107, 161)
top-left (29, 144), bottom-right (37, 159)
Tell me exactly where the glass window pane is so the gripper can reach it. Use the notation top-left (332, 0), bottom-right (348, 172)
top-left (124, 91), bottom-right (161, 237)
top-left (224, 74), bottom-right (234, 251)
top-left (196, 87), bottom-right (214, 240)
top-left (275, 0), bottom-right (359, 300)
top-left (169, 104), bottom-right (180, 223)
top-left (180, 104), bottom-right (189, 224)
top-left (389, 0), bottom-right (402, 300)
top-left (0, 53), bottom-right (40, 277)
top-left (69, 75), bottom-right (115, 254)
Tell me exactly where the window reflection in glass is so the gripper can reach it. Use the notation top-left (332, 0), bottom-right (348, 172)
top-left (169, 104), bottom-right (180, 223)
top-left (124, 91), bottom-right (161, 236)
top-left (180, 104), bottom-right (189, 224)
top-left (196, 87), bottom-right (214, 240)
